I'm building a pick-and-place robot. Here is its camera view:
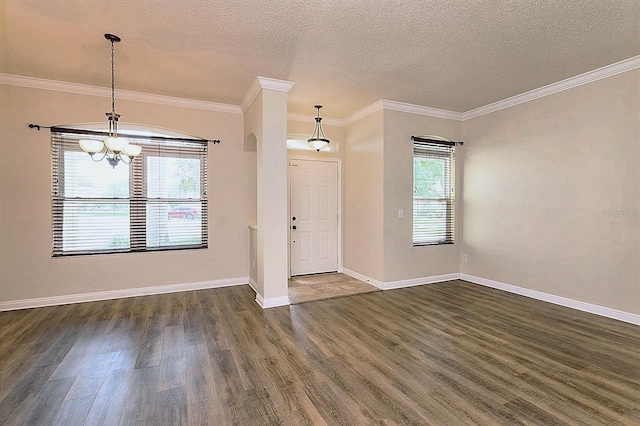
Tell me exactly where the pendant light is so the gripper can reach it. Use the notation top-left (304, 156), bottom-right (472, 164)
top-left (79, 34), bottom-right (141, 167)
top-left (307, 105), bottom-right (330, 152)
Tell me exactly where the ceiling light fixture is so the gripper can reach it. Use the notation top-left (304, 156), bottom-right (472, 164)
top-left (307, 105), bottom-right (330, 152)
top-left (79, 34), bottom-right (141, 167)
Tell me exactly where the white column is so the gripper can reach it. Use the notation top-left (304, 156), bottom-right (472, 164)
top-left (242, 77), bottom-right (294, 308)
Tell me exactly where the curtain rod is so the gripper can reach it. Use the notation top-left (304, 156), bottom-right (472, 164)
top-left (411, 136), bottom-right (463, 146)
top-left (28, 124), bottom-right (221, 144)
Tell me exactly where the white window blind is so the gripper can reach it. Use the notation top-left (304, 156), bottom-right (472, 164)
top-left (52, 130), bottom-right (208, 256)
top-left (413, 140), bottom-right (455, 246)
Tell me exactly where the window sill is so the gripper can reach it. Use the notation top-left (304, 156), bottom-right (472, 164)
top-left (413, 241), bottom-right (454, 247)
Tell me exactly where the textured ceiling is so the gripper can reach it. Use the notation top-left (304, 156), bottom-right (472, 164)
top-left (1, 0), bottom-right (639, 118)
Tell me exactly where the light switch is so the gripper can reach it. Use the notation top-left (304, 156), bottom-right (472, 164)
top-left (398, 209), bottom-right (404, 218)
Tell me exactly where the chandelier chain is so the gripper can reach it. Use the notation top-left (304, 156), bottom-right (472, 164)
top-left (111, 38), bottom-right (115, 113)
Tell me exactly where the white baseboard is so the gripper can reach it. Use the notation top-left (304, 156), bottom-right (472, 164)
top-left (460, 273), bottom-right (640, 326)
top-left (255, 294), bottom-right (290, 309)
top-left (384, 273), bottom-right (460, 290)
top-left (342, 268), bottom-right (385, 289)
top-left (248, 278), bottom-right (258, 294)
top-left (342, 268), bottom-right (459, 290)
top-left (0, 277), bottom-right (249, 312)
top-left (248, 278), bottom-right (290, 309)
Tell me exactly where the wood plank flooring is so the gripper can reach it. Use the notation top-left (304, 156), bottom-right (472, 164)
top-left (1, 280), bottom-right (639, 425)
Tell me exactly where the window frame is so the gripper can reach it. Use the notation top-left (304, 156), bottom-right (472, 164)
top-left (51, 129), bottom-right (208, 257)
top-left (412, 139), bottom-right (455, 246)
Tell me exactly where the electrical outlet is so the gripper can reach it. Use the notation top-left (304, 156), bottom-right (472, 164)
top-left (462, 254), bottom-right (468, 262)
top-left (398, 209), bottom-right (404, 218)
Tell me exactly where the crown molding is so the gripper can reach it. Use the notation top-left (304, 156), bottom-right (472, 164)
top-left (382, 99), bottom-right (463, 121)
top-left (240, 78), bottom-right (263, 112)
top-left (4, 55), bottom-right (637, 124)
top-left (463, 55), bottom-right (640, 120)
top-left (240, 77), bottom-right (263, 112)
top-left (336, 56), bottom-right (640, 125)
top-left (117, 90), bottom-right (240, 114)
top-left (240, 76), bottom-right (295, 112)
top-left (342, 100), bottom-right (384, 126)
top-left (257, 76), bottom-right (295, 92)
top-left (342, 98), bottom-right (463, 126)
top-left (0, 73), bottom-right (242, 114)
top-left (287, 112), bottom-right (343, 127)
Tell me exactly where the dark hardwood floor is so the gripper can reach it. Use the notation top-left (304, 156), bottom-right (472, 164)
top-left (1, 280), bottom-right (639, 425)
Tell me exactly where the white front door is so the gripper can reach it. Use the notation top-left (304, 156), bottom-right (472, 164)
top-left (289, 160), bottom-right (338, 276)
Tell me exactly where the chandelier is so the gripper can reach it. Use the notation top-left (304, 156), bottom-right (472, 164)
top-left (307, 105), bottom-right (330, 151)
top-left (79, 34), bottom-right (141, 167)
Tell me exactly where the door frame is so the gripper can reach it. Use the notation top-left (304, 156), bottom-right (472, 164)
top-left (287, 156), bottom-right (342, 278)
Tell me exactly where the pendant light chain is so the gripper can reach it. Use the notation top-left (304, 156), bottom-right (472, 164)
top-left (76, 34), bottom-right (142, 166)
top-left (109, 36), bottom-right (118, 139)
top-left (111, 37), bottom-right (115, 114)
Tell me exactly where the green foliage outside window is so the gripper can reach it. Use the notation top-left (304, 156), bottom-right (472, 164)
top-left (413, 157), bottom-right (445, 198)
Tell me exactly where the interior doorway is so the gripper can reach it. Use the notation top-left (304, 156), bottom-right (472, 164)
top-left (288, 159), bottom-right (339, 276)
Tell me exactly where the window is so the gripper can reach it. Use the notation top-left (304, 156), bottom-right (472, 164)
top-left (413, 138), bottom-right (455, 246)
top-left (52, 130), bottom-right (208, 256)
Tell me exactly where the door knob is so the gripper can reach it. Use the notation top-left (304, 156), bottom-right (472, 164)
top-left (291, 225), bottom-right (297, 230)
top-left (292, 216), bottom-right (296, 221)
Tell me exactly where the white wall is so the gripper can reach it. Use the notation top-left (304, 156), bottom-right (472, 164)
top-left (0, 85), bottom-right (251, 303)
top-left (343, 111), bottom-right (385, 282)
top-left (2, 67), bottom-right (637, 318)
top-left (342, 108), bottom-right (463, 284)
top-left (259, 88), bottom-right (290, 301)
top-left (243, 92), bottom-right (264, 297)
top-left (383, 110), bottom-right (462, 282)
top-left (461, 68), bottom-right (640, 315)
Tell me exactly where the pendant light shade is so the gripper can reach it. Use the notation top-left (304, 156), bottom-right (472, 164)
top-left (122, 143), bottom-right (142, 157)
top-left (79, 139), bottom-right (104, 154)
top-left (104, 136), bottom-right (129, 153)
